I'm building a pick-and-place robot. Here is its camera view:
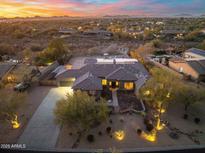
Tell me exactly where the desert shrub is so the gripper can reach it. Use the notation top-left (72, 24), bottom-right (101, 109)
top-left (35, 38), bottom-right (71, 65)
top-left (87, 134), bottom-right (94, 143)
top-left (146, 123), bottom-right (154, 132)
top-left (183, 114), bottom-right (188, 119)
top-left (106, 126), bottom-right (112, 134)
top-left (137, 129), bottom-right (142, 136)
top-left (0, 43), bottom-right (14, 56)
top-left (30, 44), bottom-right (44, 52)
top-left (54, 91), bottom-right (108, 132)
top-left (69, 132), bottom-right (73, 136)
top-left (152, 39), bottom-right (163, 48)
top-left (98, 131), bottom-right (102, 136)
top-left (0, 90), bottom-right (27, 122)
top-left (12, 29), bottom-right (25, 39)
top-left (194, 118), bottom-right (200, 124)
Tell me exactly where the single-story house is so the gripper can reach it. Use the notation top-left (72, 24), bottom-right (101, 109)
top-left (83, 30), bottom-right (113, 37)
top-left (0, 62), bottom-right (16, 80)
top-left (59, 28), bottom-right (77, 34)
top-left (55, 58), bottom-right (149, 95)
top-left (160, 30), bottom-right (187, 39)
top-left (184, 48), bottom-right (205, 59)
top-left (169, 58), bottom-right (205, 81)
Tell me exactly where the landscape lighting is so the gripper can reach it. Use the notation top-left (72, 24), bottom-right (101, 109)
top-left (114, 130), bottom-right (125, 141)
top-left (141, 130), bottom-right (157, 142)
top-left (11, 115), bottom-right (20, 129)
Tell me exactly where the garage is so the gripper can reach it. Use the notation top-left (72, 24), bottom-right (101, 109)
top-left (58, 78), bottom-right (75, 87)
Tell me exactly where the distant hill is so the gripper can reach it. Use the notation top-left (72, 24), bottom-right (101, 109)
top-left (175, 13), bottom-right (193, 17)
top-left (103, 15), bottom-right (131, 18)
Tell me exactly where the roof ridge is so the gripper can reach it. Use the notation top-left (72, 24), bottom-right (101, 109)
top-left (188, 48), bottom-right (205, 52)
top-left (73, 72), bottom-right (91, 86)
top-left (105, 66), bottom-right (124, 78)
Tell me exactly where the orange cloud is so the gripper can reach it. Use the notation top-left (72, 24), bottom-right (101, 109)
top-left (0, 0), bottom-right (83, 17)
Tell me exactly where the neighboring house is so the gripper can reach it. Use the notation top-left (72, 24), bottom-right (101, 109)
top-left (160, 30), bottom-right (187, 39)
top-left (201, 29), bottom-right (205, 34)
top-left (83, 30), bottom-right (113, 37)
top-left (184, 48), bottom-right (205, 59)
top-left (55, 58), bottom-right (149, 95)
top-left (0, 63), bottom-right (16, 80)
top-left (59, 28), bottom-right (77, 34)
top-left (169, 58), bottom-right (205, 81)
top-left (38, 61), bottom-right (60, 80)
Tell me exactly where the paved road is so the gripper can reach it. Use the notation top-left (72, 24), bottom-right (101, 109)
top-left (18, 87), bottom-right (70, 150)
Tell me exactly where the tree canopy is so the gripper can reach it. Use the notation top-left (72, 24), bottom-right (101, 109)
top-left (174, 85), bottom-right (205, 112)
top-left (35, 38), bottom-right (70, 65)
top-left (138, 67), bottom-right (181, 110)
top-left (54, 91), bottom-right (108, 131)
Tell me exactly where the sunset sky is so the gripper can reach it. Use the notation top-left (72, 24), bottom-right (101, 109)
top-left (0, 0), bottom-right (205, 18)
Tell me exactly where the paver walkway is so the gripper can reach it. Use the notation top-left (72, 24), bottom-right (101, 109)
top-left (18, 87), bottom-right (70, 150)
top-left (112, 90), bottom-right (120, 112)
top-left (112, 90), bottom-right (119, 107)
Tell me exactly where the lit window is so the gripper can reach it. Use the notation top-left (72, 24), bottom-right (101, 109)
top-left (124, 82), bottom-right (134, 90)
top-left (109, 81), bottom-right (119, 86)
top-left (116, 81), bottom-right (119, 86)
top-left (102, 79), bottom-right (107, 86)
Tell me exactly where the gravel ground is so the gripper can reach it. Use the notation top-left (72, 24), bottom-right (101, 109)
top-left (0, 86), bottom-right (51, 144)
top-left (56, 102), bottom-right (205, 152)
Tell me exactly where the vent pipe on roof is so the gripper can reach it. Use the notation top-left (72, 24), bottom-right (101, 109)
top-left (113, 59), bottom-right (116, 64)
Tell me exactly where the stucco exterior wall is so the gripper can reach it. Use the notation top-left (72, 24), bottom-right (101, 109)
top-left (169, 61), bottom-right (199, 79)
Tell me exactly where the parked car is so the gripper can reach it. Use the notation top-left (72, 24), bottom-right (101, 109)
top-left (14, 82), bottom-right (30, 92)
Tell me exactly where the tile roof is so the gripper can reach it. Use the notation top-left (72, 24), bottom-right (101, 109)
top-left (187, 60), bottom-right (205, 75)
top-left (56, 62), bottom-right (149, 81)
top-left (56, 69), bottom-right (79, 80)
top-left (186, 48), bottom-right (205, 57)
top-left (72, 72), bottom-right (102, 91)
top-left (106, 67), bottom-right (138, 81)
top-left (0, 63), bottom-right (15, 79)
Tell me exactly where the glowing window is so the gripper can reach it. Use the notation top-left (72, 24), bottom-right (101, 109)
top-left (102, 79), bottom-right (107, 85)
top-left (124, 82), bottom-right (134, 90)
top-left (109, 81), bottom-right (112, 86)
top-left (109, 81), bottom-right (119, 87)
top-left (116, 81), bottom-right (119, 86)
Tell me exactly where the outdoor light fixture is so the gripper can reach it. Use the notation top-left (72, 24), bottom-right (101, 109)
top-left (144, 90), bottom-right (151, 96)
top-left (157, 108), bottom-right (166, 114)
top-left (156, 123), bottom-right (165, 131)
top-left (47, 62), bottom-right (53, 66)
top-left (11, 115), bottom-right (20, 129)
top-left (166, 92), bottom-right (171, 98)
top-left (114, 130), bottom-right (125, 141)
top-left (141, 130), bottom-right (157, 142)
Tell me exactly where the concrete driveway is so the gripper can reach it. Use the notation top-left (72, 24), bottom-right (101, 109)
top-left (18, 87), bottom-right (72, 150)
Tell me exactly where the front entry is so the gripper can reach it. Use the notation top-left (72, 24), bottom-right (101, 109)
top-left (109, 81), bottom-right (119, 90)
